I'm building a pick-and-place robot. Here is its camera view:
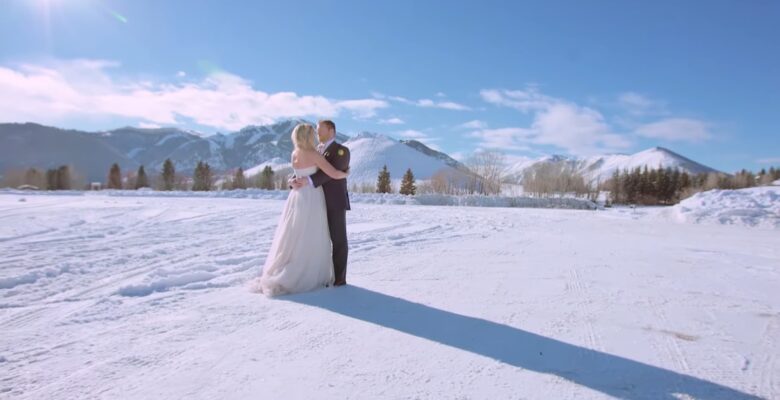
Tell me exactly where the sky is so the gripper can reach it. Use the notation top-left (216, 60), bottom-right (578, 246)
top-left (0, 0), bottom-right (778, 172)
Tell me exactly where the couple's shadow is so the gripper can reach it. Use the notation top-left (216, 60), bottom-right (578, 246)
top-left (283, 286), bottom-right (760, 400)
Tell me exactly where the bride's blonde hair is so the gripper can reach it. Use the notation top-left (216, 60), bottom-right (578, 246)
top-left (291, 123), bottom-right (317, 151)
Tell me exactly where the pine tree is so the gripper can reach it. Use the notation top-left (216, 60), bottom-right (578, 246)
top-left (193, 161), bottom-right (212, 191)
top-left (376, 165), bottom-right (392, 194)
top-left (162, 159), bottom-right (176, 191)
top-left (46, 168), bottom-right (59, 190)
top-left (107, 163), bottom-right (122, 189)
top-left (56, 165), bottom-right (71, 190)
top-left (258, 166), bottom-right (274, 190)
top-left (399, 168), bottom-right (416, 195)
top-left (202, 163), bottom-right (212, 191)
top-left (135, 166), bottom-right (149, 189)
top-left (233, 167), bottom-right (247, 190)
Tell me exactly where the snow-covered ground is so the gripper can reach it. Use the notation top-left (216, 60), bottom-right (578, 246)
top-left (671, 186), bottom-right (780, 229)
top-left (1, 192), bottom-right (778, 399)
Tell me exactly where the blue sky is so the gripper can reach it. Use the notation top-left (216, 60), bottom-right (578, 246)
top-left (1, 0), bottom-right (778, 172)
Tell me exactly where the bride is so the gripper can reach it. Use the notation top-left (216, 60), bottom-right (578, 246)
top-left (249, 123), bottom-right (349, 297)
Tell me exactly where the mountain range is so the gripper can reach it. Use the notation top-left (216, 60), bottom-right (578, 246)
top-left (0, 120), bottom-right (721, 186)
top-left (0, 120), bottom-right (467, 184)
top-left (504, 147), bottom-right (721, 185)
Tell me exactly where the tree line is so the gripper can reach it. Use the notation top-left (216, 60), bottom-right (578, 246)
top-left (4, 153), bottom-right (778, 203)
top-left (606, 166), bottom-right (780, 206)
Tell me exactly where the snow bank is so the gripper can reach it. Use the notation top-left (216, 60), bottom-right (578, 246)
top-left (1, 188), bottom-right (598, 210)
top-left (672, 186), bottom-right (780, 229)
top-left (773, 179), bottom-right (780, 186)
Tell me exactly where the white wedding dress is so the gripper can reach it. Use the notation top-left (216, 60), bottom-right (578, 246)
top-left (249, 166), bottom-right (334, 297)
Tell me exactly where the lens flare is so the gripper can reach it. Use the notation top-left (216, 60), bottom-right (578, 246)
top-left (108, 10), bottom-right (127, 24)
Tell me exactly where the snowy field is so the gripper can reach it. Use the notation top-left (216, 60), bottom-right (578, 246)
top-left (1, 190), bottom-right (779, 399)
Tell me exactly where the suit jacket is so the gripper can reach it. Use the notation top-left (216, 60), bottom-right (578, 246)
top-left (309, 141), bottom-right (351, 211)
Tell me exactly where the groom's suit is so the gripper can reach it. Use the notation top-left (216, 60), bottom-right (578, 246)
top-left (309, 141), bottom-right (351, 285)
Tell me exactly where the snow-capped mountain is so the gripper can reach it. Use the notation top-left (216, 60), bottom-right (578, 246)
top-left (0, 120), bottom-right (461, 183)
top-left (505, 147), bottom-right (721, 184)
top-left (339, 132), bottom-right (467, 184)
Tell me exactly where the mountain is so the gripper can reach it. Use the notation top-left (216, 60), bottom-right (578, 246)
top-left (1, 121), bottom-right (722, 188)
top-left (505, 147), bottom-right (721, 184)
top-left (338, 132), bottom-right (468, 184)
top-left (0, 121), bottom-right (460, 184)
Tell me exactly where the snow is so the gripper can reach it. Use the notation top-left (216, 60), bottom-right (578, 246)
top-left (154, 133), bottom-right (184, 147)
top-left (243, 158), bottom-right (292, 176)
top-left (1, 192), bottom-right (778, 399)
top-left (670, 186), bottom-right (780, 229)
top-left (773, 179), bottom-right (780, 186)
top-left (0, 188), bottom-right (598, 210)
top-left (506, 147), bottom-right (720, 184)
top-left (344, 133), bottom-right (464, 184)
top-left (125, 147), bottom-right (144, 158)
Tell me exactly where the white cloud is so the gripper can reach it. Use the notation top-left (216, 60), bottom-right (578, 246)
top-left (480, 88), bottom-right (555, 113)
top-left (378, 117), bottom-right (404, 125)
top-left (467, 127), bottom-right (534, 152)
top-left (0, 59), bottom-right (388, 132)
top-left (479, 87), bottom-right (632, 155)
top-left (176, 71), bottom-right (187, 78)
top-left (435, 92), bottom-right (446, 98)
top-left (138, 122), bottom-right (162, 129)
top-left (617, 92), bottom-right (668, 116)
top-left (757, 158), bottom-right (780, 164)
top-left (375, 92), bottom-right (471, 111)
top-left (397, 129), bottom-right (428, 139)
top-left (449, 151), bottom-right (467, 161)
top-left (635, 118), bottom-right (712, 143)
top-left (458, 120), bottom-right (488, 129)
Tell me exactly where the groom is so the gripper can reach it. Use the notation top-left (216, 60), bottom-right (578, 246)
top-left (289, 119), bottom-right (351, 286)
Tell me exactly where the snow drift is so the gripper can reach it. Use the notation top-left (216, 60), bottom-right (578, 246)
top-left (672, 186), bottom-right (780, 229)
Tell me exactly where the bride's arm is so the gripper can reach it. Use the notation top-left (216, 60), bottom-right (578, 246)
top-left (311, 151), bottom-right (348, 180)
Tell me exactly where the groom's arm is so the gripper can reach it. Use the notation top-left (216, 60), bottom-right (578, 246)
top-left (310, 146), bottom-right (350, 188)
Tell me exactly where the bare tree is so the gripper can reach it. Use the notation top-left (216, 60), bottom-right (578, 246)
top-left (522, 163), bottom-right (588, 198)
top-left (465, 151), bottom-right (505, 195)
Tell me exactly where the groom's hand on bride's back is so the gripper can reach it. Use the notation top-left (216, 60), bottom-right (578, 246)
top-left (288, 176), bottom-right (302, 189)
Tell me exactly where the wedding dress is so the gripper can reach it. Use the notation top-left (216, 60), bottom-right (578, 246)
top-left (249, 166), bottom-right (334, 296)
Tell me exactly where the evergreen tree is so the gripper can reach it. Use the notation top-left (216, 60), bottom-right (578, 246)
top-left (107, 163), bottom-right (122, 189)
top-left (56, 165), bottom-right (71, 190)
top-left (258, 166), bottom-right (275, 190)
top-left (135, 166), bottom-right (149, 189)
top-left (376, 165), bottom-right (392, 194)
top-left (193, 161), bottom-right (203, 191)
top-left (46, 168), bottom-right (59, 190)
top-left (658, 168), bottom-right (672, 204)
top-left (670, 169), bottom-right (681, 201)
top-left (233, 167), bottom-right (247, 190)
top-left (203, 163), bottom-right (212, 191)
top-left (193, 161), bottom-right (213, 191)
top-left (399, 168), bottom-right (416, 195)
top-left (161, 158), bottom-right (176, 191)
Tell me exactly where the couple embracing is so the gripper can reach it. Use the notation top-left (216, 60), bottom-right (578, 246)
top-left (249, 120), bottom-right (351, 297)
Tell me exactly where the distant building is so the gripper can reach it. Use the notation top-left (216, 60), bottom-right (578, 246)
top-left (90, 182), bottom-right (102, 190)
top-left (16, 184), bottom-right (39, 190)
